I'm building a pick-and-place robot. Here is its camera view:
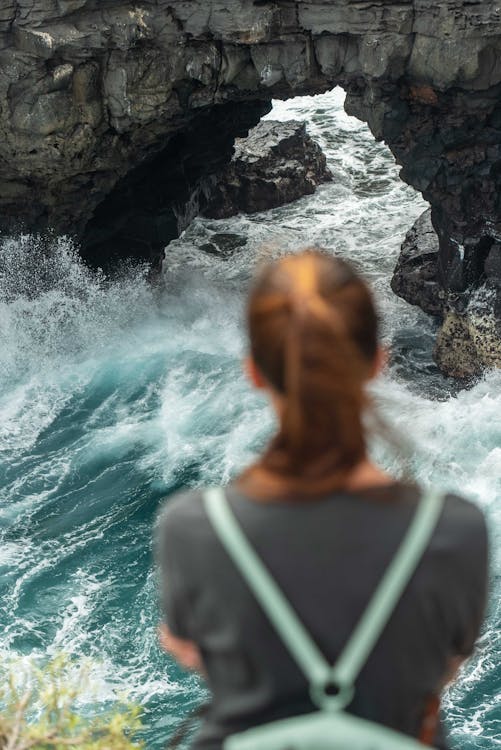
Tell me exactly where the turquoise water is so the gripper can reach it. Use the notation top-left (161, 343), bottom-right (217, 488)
top-left (0, 90), bottom-right (499, 747)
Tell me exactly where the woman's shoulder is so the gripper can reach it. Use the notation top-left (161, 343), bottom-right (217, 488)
top-left (436, 490), bottom-right (488, 555)
top-left (385, 483), bottom-right (485, 529)
top-left (155, 487), bottom-right (207, 540)
top-left (346, 482), bottom-right (487, 559)
top-left (393, 484), bottom-right (488, 552)
top-left (439, 490), bottom-right (487, 534)
top-left (154, 483), bottom-right (488, 551)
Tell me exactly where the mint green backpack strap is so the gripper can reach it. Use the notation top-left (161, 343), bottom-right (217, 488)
top-left (329, 489), bottom-right (444, 693)
top-left (203, 487), bottom-right (444, 710)
top-left (204, 487), bottom-right (332, 688)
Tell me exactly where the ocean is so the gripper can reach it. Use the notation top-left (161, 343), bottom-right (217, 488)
top-left (0, 88), bottom-right (499, 748)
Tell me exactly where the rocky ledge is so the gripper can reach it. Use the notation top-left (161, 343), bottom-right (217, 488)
top-left (205, 120), bottom-right (332, 219)
top-left (393, 209), bottom-right (501, 377)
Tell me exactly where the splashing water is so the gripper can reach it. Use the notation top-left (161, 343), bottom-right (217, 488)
top-left (0, 89), bottom-right (499, 748)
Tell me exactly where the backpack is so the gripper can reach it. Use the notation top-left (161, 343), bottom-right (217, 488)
top-left (203, 486), bottom-right (445, 750)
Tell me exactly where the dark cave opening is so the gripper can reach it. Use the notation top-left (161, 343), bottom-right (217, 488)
top-left (80, 99), bottom-right (271, 270)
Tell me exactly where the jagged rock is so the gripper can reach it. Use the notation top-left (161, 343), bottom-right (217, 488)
top-left (393, 208), bottom-right (501, 376)
top-left (434, 279), bottom-right (501, 378)
top-left (391, 209), bottom-right (444, 317)
top-left (200, 233), bottom-right (248, 258)
top-left (435, 299), bottom-right (501, 380)
top-left (204, 120), bottom-right (332, 218)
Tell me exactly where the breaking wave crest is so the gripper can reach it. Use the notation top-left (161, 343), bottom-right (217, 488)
top-left (0, 90), bottom-right (498, 748)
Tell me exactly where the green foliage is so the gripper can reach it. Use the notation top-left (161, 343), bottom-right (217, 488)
top-left (0, 655), bottom-right (144, 750)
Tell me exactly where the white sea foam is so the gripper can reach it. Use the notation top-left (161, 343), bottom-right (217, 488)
top-left (0, 90), bottom-right (498, 748)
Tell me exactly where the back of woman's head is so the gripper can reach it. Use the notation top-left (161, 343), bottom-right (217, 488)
top-left (246, 248), bottom-right (379, 496)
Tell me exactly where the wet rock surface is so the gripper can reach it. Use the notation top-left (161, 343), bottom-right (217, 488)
top-left (199, 232), bottom-right (248, 259)
top-left (434, 298), bottom-right (501, 380)
top-left (205, 120), bottom-right (332, 219)
top-left (393, 208), bottom-right (501, 377)
top-left (391, 209), bottom-right (444, 318)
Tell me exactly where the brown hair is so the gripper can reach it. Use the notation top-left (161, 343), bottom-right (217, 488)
top-left (241, 248), bottom-right (379, 497)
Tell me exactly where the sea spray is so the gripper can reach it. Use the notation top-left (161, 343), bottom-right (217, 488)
top-left (0, 90), bottom-right (498, 749)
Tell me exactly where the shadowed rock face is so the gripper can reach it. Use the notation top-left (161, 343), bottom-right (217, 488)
top-left (2, 1), bottom-right (501, 372)
top-left (391, 209), bottom-right (444, 318)
top-left (80, 99), bottom-right (271, 266)
top-left (392, 208), bottom-right (501, 377)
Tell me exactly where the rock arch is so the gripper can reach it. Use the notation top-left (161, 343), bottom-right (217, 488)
top-left (2, 1), bottom-right (501, 372)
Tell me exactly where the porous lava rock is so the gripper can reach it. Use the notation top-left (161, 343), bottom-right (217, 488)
top-left (393, 208), bottom-right (501, 377)
top-left (205, 120), bottom-right (332, 218)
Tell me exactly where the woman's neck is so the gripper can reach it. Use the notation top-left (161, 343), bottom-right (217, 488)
top-left (235, 458), bottom-right (394, 502)
top-left (341, 459), bottom-right (393, 491)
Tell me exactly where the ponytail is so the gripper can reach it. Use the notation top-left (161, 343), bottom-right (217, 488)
top-left (243, 250), bottom-right (378, 497)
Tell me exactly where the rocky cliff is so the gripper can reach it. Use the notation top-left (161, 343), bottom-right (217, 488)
top-left (2, 1), bottom-right (501, 372)
top-left (393, 209), bottom-right (501, 378)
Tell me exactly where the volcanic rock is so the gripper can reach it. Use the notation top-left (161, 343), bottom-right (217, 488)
top-left (200, 233), bottom-right (248, 259)
top-left (205, 120), bottom-right (332, 219)
top-left (391, 209), bottom-right (444, 318)
top-left (394, 209), bottom-right (501, 377)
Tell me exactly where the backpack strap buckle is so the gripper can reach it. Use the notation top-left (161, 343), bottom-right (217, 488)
top-left (310, 678), bottom-right (354, 712)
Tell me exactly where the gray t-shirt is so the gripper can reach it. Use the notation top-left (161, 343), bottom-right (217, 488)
top-left (156, 483), bottom-right (488, 749)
